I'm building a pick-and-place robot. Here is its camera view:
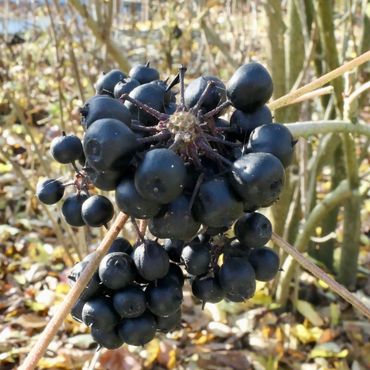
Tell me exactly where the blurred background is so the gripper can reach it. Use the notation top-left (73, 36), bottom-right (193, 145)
top-left (0, 0), bottom-right (369, 369)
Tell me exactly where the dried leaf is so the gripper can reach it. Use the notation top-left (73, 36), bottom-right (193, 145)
top-left (296, 300), bottom-right (324, 326)
top-left (309, 343), bottom-right (349, 359)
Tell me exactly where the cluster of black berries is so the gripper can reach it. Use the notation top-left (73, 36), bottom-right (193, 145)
top-left (36, 61), bottom-right (295, 349)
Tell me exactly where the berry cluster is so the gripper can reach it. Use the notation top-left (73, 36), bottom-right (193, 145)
top-left (37, 61), bottom-right (295, 349)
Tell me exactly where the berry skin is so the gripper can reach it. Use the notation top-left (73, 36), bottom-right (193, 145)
top-left (85, 167), bottom-right (123, 191)
top-left (234, 212), bottom-right (272, 248)
top-left (181, 242), bottom-right (211, 276)
top-left (227, 62), bottom-right (273, 112)
top-left (219, 257), bottom-right (256, 302)
top-left (246, 123), bottom-right (295, 167)
top-left (81, 95), bottom-right (132, 129)
top-left (91, 327), bottom-right (124, 350)
top-left (166, 263), bottom-right (185, 287)
top-left (62, 193), bottom-right (88, 227)
top-left (230, 152), bottom-right (285, 210)
top-left (132, 241), bottom-right (170, 281)
top-left (193, 177), bottom-right (243, 228)
top-left (124, 83), bottom-right (165, 126)
top-left (129, 63), bottom-right (160, 84)
top-left (113, 78), bottom-right (140, 98)
top-left (113, 285), bottom-right (146, 318)
top-left (148, 195), bottom-right (201, 240)
top-left (163, 239), bottom-right (184, 263)
top-left (145, 278), bottom-right (183, 317)
top-left (50, 134), bottom-right (83, 164)
top-left (223, 240), bottom-right (251, 260)
top-left (118, 311), bottom-right (157, 346)
top-left (230, 105), bottom-right (272, 142)
top-left (156, 308), bottom-right (181, 333)
top-left (184, 76), bottom-right (226, 113)
top-left (83, 118), bottom-right (137, 172)
top-left (108, 237), bottom-right (133, 254)
top-left (248, 247), bottom-right (280, 281)
top-left (71, 298), bottom-right (86, 322)
top-left (192, 275), bottom-right (225, 304)
top-left (81, 195), bottom-right (114, 227)
top-left (135, 148), bottom-right (187, 204)
top-left (98, 252), bottom-right (136, 290)
top-left (36, 178), bottom-right (64, 205)
top-left (95, 69), bottom-right (127, 96)
top-left (115, 177), bottom-right (161, 219)
top-left (82, 297), bottom-right (119, 329)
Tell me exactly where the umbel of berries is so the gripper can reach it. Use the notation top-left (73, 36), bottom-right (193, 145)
top-left (38, 60), bottom-right (296, 351)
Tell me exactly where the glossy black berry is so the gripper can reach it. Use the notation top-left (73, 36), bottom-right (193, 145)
top-left (156, 308), bottom-right (181, 333)
top-left (193, 177), bottom-right (243, 228)
top-left (230, 105), bottom-right (272, 142)
top-left (71, 298), bottom-right (86, 322)
top-left (85, 167), bottom-right (123, 191)
top-left (248, 247), bottom-right (280, 282)
top-left (247, 123), bottom-right (295, 167)
top-left (184, 76), bottom-right (226, 113)
top-left (91, 327), bottom-right (124, 349)
top-left (81, 95), bottom-right (132, 129)
top-left (227, 62), bottom-right (273, 112)
top-left (163, 239), bottom-right (184, 263)
top-left (129, 63), bottom-right (160, 84)
top-left (36, 178), bottom-right (65, 205)
top-left (50, 134), bottom-right (83, 164)
top-left (113, 78), bottom-right (140, 98)
top-left (192, 275), bottom-right (224, 304)
top-left (82, 297), bottom-right (119, 329)
top-left (115, 177), bottom-right (161, 219)
top-left (135, 148), bottom-right (186, 204)
top-left (95, 69), bottom-right (127, 95)
top-left (181, 242), bottom-right (211, 276)
top-left (81, 195), bottom-right (114, 227)
top-left (219, 257), bottom-right (256, 302)
top-left (148, 195), bottom-right (200, 240)
top-left (234, 212), bottom-right (272, 248)
top-left (230, 153), bottom-right (285, 210)
top-left (113, 285), bottom-right (146, 318)
top-left (83, 118), bottom-right (137, 172)
top-left (62, 193), bottom-right (88, 227)
top-left (108, 237), bottom-right (133, 255)
top-left (118, 311), bottom-right (157, 346)
top-left (124, 83), bottom-right (165, 126)
top-left (99, 252), bottom-right (135, 290)
top-left (132, 241), bottom-right (169, 281)
top-left (145, 278), bottom-right (183, 317)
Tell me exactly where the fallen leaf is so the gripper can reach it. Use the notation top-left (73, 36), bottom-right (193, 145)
top-left (309, 342), bottom-right (349, 359)
top-left (296, 300), bottom-right (324, 326)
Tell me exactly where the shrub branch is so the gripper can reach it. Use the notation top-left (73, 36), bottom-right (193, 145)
top-left (19, 212), bottom-right (129, 370)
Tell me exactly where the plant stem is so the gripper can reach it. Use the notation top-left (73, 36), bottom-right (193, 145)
top-left (268, 50), bottom-right (370, 111)
top-left (272, 232), bottom-right (370, 320)
top-left (286, 120), bottom-right (370, 139)
top-left (69, 0), bottom-right (130, 71)
top-left (19, 212), bottom-right (129, 370)
top-left (276, 179), bottom-right (352, 305)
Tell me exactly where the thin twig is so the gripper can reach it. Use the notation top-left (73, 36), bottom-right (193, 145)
top-left (19, 212), bottom-right (129, 370)
top-left (272, 232), bottom-right (370, 320)
top-left (268, 50), bottom-right (370, 111)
